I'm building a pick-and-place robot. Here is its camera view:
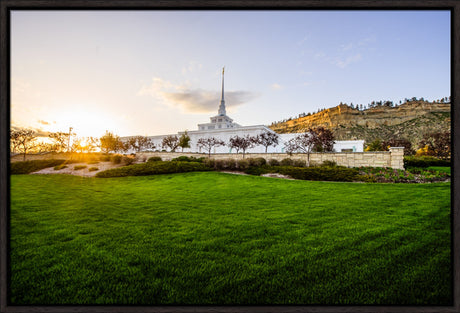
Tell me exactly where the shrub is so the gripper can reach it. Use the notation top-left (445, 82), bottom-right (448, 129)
top-left (268, 158), bottom-right (280, 166)
top-left (274, 166), bottom-right (360, 182)
top-left (321, 160), bottom-right (337, 167)
top-left (147, 156), bottom-right (162, 163)
top-left (74, 165), bottom-right (87, 170)
top-left (292, 159), bottom-right (307, 167)
top-left (236, 159), bottom-right (250, 170)
top-left (54, 165), bottom-right (68, 171)
top-left (11, 159), bottom-right (68, 174)
top-left (100, 155), bottom-right (111, 162)
top-left (247, 157), bottom-right (266, 167)
top-left (110, 154), bottom-right (122, 164)
top-left (87, 161), bottom-right (99, 165)
top-left (96, 161), bottom-right (211, 178)
top-left (404, 156), bottom-right (450, 168)
top-left (172, 156), bottom-right (205, 163)
top-left (280, 158), bottom-right (293, 166)
top-left (244, 166), bottom-right (270, 176)
top-left (203, 158), bottom-right (215, 169)
top-left (122, 156), bottom-right (135, 165)
top-left (88, 167), bottom-right (99, 172)
top-left (212, 158), bottom-right (237, 170)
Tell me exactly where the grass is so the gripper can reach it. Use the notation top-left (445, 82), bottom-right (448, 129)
top-left (427, 166), bottom-right (451, 174)
top-left (9, 173), bottom-right (451, 305)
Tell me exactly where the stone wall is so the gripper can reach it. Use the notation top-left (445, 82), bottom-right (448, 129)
top-left (139, 147), bottom-right (405, 169)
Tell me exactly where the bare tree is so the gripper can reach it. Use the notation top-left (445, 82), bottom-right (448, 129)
top-left (197, 137), bottom-right (225, 157)
top-left (285, 127), bottom-right (335, 166)
top-left (228, 135), bottom-right (256, 158)
top-left (49, 131), bottom-right (69, 153)
top-left (128, 136), bottom-right (154, 152)
top-left (162, 135), bottom-right (179, 152)
top-left (11, 129), bottom-right (37, 161)
top-left (254, 131), bottom-right (279, 153)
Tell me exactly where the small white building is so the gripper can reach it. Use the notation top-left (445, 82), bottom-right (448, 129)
top-left (123, 69), bottom-right (364, 154)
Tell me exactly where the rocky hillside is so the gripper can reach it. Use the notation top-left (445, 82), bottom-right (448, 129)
top-left (269, 101), bottom-right (451, 147)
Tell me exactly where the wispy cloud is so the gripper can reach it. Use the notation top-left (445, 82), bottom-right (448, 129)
top-left (139, 77), bottom-right (258, 114)
top-left (333, 53), bottom-right (362, 69)
top-left (271, 83), bottom-right (283, 90)
top-left (181, 61), bottom-right (203, 75)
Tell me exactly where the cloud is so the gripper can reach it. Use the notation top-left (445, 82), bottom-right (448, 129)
top-left (333, 53), bottom-right (362, 69)
top-left (11, 125), bottom-right (49, 137)
top-left (271, 83), bottom-right (283, 90)
top-left (139, 77), bottom-right (258, 114)
top-left (181, 61), bottom-right (203, 75)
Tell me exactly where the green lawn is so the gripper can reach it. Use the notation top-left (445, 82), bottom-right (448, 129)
top-left (10, 172), bottom-right (451, 305)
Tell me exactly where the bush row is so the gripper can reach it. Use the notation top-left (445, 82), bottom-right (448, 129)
top-left (404, 156), bottom-right (450, 168)
top-left (96, 161), bottom-right (210, 178)
top-left (11, 159), bottom-right (69, 174)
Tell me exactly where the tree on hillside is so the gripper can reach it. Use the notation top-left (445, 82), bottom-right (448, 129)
top-left (162, 135), bottom-right (179, 152)
top-left (285, 127), bottom-right (335, 166)
top-left (254, 131), bottom-right (279, 153)
top-left (197, 137), bottom-right (225, 157)
top-left (418, 131), bottom-right (451, 159)
top-left (100, 131), bottom-right (122, 154)
top-left (382, 138), bottom-right (414, 155)
top-left (365, 139), bottom-right (385, 152)
top-left (10, 129), bottom-right (37, 161)
top-left (228, 135), bottom-right (256, 158)
top-left (178, 131), bottom-right (191, 152)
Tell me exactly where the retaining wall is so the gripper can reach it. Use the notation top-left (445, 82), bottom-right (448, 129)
top-left (138, 147), bottom-right (405, 169)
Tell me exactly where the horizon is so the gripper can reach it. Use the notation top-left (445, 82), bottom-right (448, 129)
top-left (11, 10), bottom-right (450, 139)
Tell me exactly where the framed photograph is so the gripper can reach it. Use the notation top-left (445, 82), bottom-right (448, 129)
top-left (1, 1), bottom-right (458, 312)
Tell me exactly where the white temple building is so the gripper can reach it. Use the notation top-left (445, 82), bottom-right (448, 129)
top-left (124, 69), bottom-right (364, 154)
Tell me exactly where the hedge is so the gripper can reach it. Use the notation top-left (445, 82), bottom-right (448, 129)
top-left (96, 161), bottom-right (210, 178)
top-left (404, 156), bottom-right (450, 168)
top-left (11, 159), bottom-right (69, 174)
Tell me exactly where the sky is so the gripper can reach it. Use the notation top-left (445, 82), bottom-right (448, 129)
top-left (11, 10), bottom-right (451, 138)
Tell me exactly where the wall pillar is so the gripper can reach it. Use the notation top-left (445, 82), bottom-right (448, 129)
top-left (389, 147), bottom-right (405, 170)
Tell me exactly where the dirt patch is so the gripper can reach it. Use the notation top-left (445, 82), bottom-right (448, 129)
top-left (261, 173), bottom-right (295, 180)
top-left (31, 161), bottom-right (125, 177)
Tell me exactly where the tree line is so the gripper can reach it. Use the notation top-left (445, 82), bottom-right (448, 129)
top-left (10, 126), bottom-right (336, 163)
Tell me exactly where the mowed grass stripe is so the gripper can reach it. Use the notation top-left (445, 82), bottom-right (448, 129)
top-left (10, 172), bottom-right (451, 305)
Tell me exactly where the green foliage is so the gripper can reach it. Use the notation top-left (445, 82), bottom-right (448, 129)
top-left (96, 161), bottom-right (210, 178)
top-left (320, 160), bottom-right (338, 167)
top-left (10, 159), bottom-right (68, 174)
top-left (236, 159), bottom-right (250, 170)
top-left (122, 156), bottom-right (135, 165)
top-left (268, 158), bottom-right (280, 166)
top-left (147, 156), bottom-right (162, 162)
top-left (359, 167), bottom-right (449, 183)
top-left (292, 159), bottom-right (307, 167)
top-left (53, 165), bottom-right (68, 171)
top-left (404, 156), bottom-right (450, 168)
top-left (110, 154), bottom-right (122, 164)
top-left (73, 165), bottom-right (87, 170)
top-left (280, 158), bottom-right (294, 166)
top-left (171, 156), bottom-right (205, 163)
top-left (211, 158), bottom-right (237, 171)
top-left (10, 174), bottom-right (451, 305)
top-left (247, 157), bottom-right (266, 167)
top-left (274, 166), bottom-right (360, 182)
top-left (88, 167), bottom-right (99, 172)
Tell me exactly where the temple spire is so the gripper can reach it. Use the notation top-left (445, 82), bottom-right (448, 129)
top-left (218, 66), bottom-right (226, 116)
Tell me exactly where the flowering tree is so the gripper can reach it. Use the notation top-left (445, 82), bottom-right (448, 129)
top-left (197, 137), bottom-right (225, 157)
top-left (10, 129), bottom-right (37, 161)
top-left (285, 127), bottom-right (335, 166)
top-left (254, 131), bottom-right (279, 153)
top-left (228, 135), bottom-right (256, 158)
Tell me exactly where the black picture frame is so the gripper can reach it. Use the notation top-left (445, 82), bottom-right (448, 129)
top-left (1, 1), bottom-right (458, 312)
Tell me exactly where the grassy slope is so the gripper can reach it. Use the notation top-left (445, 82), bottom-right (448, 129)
top-left (10, 173), bottom-right (451, 305)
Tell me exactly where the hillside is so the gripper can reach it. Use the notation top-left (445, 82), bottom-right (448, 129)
top-left (269, 101), bottom-right (451, 147)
